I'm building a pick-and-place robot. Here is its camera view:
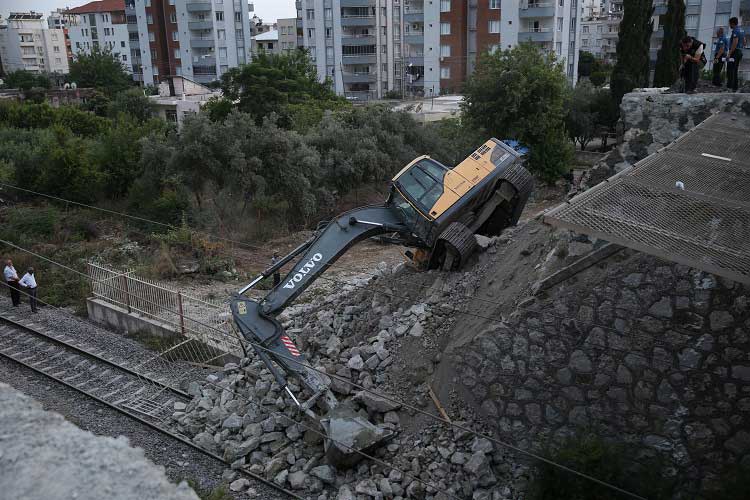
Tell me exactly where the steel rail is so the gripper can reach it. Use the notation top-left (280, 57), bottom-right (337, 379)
top-left (0, 314), bottom-right (302, 500)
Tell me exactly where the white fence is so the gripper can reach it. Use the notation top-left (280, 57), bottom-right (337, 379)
top-left (87, 262), bottom-right (240, 357)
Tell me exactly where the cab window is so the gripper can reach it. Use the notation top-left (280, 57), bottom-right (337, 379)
top-left (397, 159), bottom-right (448, 213)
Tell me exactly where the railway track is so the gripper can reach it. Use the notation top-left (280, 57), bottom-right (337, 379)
top-left (0, 312), bottom-right (301, 500)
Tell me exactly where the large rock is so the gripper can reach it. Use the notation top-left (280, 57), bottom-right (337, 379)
top-left (310, 465), bottom-right (336, 484)
top-left (354, 391), bottom-right (402, 413)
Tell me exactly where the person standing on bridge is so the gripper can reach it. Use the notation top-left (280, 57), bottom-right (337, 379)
top-left (712, 27), bottom-right (729, 86)
top-left (727, 17), bottom-right (745, 92)
top-left (19, 267), bottom-right (38, 313)
top-left (4, 259), bottom-right (20, 307)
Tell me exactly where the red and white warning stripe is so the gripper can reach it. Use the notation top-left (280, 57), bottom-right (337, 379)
top-left (280, 335), bottom-right (301, 357)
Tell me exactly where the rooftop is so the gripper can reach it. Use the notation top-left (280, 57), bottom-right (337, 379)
top-left (67, 0), bottom-right (126, 15)
top-left (254, 29), bottom-right (278, 41)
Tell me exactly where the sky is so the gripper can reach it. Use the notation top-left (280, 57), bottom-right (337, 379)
top-left (1, 0), bottom-right (296, 23)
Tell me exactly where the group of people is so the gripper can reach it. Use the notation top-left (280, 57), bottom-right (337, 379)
top-left (3, 260), bottom-right (38, 312)
top-left (681, 17), bottom-right (745, 93)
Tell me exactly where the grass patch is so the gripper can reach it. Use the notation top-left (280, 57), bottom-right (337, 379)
top-left (183, 479), bottom-right (231, 500)
top-left (528, 434), bottom-right (676, 500)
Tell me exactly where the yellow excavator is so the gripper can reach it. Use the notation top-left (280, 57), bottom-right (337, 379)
top-left (231, 139), bottom-right (533, 466)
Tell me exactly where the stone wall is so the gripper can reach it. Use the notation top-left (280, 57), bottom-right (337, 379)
top-left (448, 247), bottom-right (749, 496)
top-left (580, 90), bottom-right (750, 189)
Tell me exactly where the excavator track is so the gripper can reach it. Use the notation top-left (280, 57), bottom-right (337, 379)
top-left (436, 221), bottom-right (477, 271)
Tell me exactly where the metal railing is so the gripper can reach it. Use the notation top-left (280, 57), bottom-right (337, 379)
top-left (87, 262), bottom-right (237, 355)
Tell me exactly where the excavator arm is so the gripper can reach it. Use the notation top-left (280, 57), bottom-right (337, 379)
top-left (231, 205), bottom-right (407, 405)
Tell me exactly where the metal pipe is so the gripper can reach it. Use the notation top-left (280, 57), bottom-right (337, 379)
top-left (237, 237), bottom-right (315, 295)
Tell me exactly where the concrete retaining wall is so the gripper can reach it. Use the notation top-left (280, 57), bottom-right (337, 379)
top-left (86, 297), bottom-right (180, 339)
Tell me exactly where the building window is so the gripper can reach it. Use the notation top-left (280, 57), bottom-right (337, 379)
top-left (559, 0), bottom-right (564, 6)
top-left (234, 12), bottom-right (242, 22)
top-left (53, 46), bottom-right (60, 53)
top-left (121, 41), bottom-right (126, 47)
top-left (122, 54), bottom-right (127, 61)
top-left (441, 0), bottom-right (451, 12)
top-left (216, 11), bottom-right (224, 21)
top-left (55, 57), bottom-right (62, 63)
top-left (326, 27), bottom-right (332, 38)
top-left (147, 13), bottom-right (153, 24)
top-left (440, 44), bottom-right (450, 57)
top-left (597, 25), bottom-right (602, 33)
top-left (557, 18), bottom-right (563, 32)
top-left (172, 31), bottom-right (178, 41)
top-left (51, 32), bottom-right (58, 41)
top-left (148, 31), bottom-right (155, 41)
top-left (440, 22), bottom-right (450, 35)
top-left (556, 41), bottom-right (562, 55)
top-left (324, 8), bottom-right (332, 20)
top-left (582, 38), bottom-right (589, 46)
top-left (715, 14), bottom-right (729, 28)
top-left (174, 48), bottom-right (180, 58)
top-left (440, 66), bottom-right (450, 79)
top-left (489, 20), bottom-right (501, 33)
top-left (236, 29), bottom-right (244, 40)
top-left (170, 12), bottom-right (177, 23)
top-left (582, 25), bottom-right (589, 34)
top-left (307, 9), bottom-right (315, 20)
top-left (145, 0), bottom-right (151, 6)
top-left (490, 0), bottom-right (500, 9)
top-left (151, 48), bottom-right (157, 59)
top-left (308, 28), bottom-right (315, 38)
top-left (326, 46), bottom-right (333, 59)
top-left (217, 29), bottom-right (226, 39)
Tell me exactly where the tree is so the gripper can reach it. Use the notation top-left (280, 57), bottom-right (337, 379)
top-left (653, 0), bottom-right (686, 87)
top-left (2, 70), bottom-right (52, 90)
top-left (589, 72), bottom-right (608, 86)
top-left (610, 0), bottom-right (654, 106)
top-left (219, 50), bottom-right (344, 127)
top-left (68, 47), bottom-right (131, 95)
top-left (566, 81), bottom-right (599, 151)
top-left (108, 88), bottom-right (155, 122)
top-left (578, 51), bottom-right (597, 78)
top-left (462, 43), bottom-right (573, 181)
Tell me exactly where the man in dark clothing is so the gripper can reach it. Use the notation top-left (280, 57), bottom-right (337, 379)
top-left (680, 36), bottom-right (706, 93)
top-left (727, 17), bottom-right (745, 91)
top-left (3, 259), bottom-right (20, 307)
top-left (712, 27), bottom-right (729, 86)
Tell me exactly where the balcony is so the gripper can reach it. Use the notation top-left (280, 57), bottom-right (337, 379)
top-left (342, 72), bottom-right (376, 83)
top-left (341, 15), bottom-right (375, 26)
top-left (342, 34), bottom-right (376, 45)
top-left (342, 53), bottom-right (376, 64)
top-left (340, 0), bottom-right (374, 6)
top-left (405, 55), bottom-right (424, 65)
top-left (193, 56), bottom-right (216, 65)
top-left (186, 2), bottom-right (212, 12)
top-left (191, 37), bottom-right (215, 48)
top-left (518, 29), bottom-right (553, 42)
top-left (716, 1), bottom-right (732, 13)
top-left (193, 64), bottom-right (217, 75)
top-left (404, 11), bottom-right (424, 23)
top-left (404, 32), bottom-right (424, 44)
top-left (519, 3), bottom-right (555, 18)
top-left (189, 20), bottom-right (213, 30)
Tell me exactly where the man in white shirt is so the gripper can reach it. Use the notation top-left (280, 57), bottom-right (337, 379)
top-left (19, 267), bottom-right (38, 313)
top-left (3, 259), bottom-right (20, 307)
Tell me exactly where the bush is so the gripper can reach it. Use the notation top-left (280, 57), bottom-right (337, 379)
top-left (589, 72), bottom-right (607, 87)
top-left (528, 434), bottom-right (675, 500)
top-left (0, 207), bottom-right (60, 242)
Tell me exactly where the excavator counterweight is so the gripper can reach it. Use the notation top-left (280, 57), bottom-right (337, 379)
top-left (231, 139), bottom-right (533, 467)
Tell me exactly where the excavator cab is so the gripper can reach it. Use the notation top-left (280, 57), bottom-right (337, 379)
top-left (230, 139), bottom-right (533, 467)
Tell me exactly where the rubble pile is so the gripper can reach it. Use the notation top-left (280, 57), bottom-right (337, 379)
top-left (169, 229), bottom-right (536, 499)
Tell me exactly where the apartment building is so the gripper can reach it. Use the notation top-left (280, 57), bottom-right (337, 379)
top-left (47, 9), bottom-right (76, 65)
top-left (500, 0), bottom-right (581, 82)
top-left (67, 0), bottom-right (132, 74)
top-left (278, 17), bottom-right (299, 54)
top-left (131, 0), bottom-right (253, 86)
top-left (0, 12), bottom-right (70, 75)
top-left (297, 1), bottom-right (581, 100)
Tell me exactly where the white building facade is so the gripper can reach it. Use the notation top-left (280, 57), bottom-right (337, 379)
top-left (0, 12), bottom-right (69, 75)
top-left (67, 2), bottom-right (132, 74)
top-left (500, 0), bottom-right (581, 83)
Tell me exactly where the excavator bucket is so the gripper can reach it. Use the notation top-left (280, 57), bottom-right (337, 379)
top-left (320, 401), bottom-right (394, 468)
top-left (231, 295), bottom-right (394, 468)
